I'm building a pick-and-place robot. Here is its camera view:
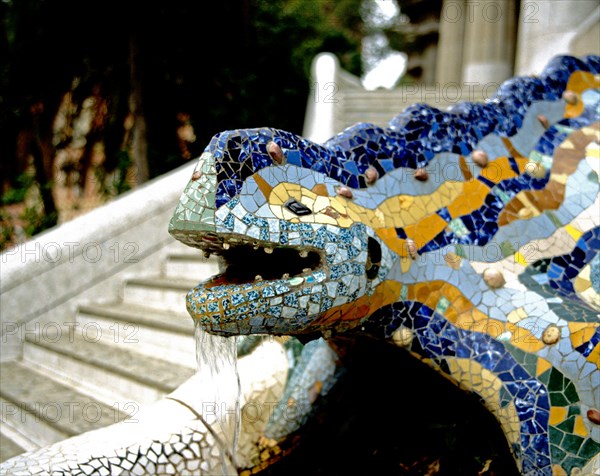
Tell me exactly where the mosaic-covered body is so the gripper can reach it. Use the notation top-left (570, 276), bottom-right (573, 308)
top-left (1, 55), bottom-right (598, 476)
top-left (169, 55), bottom-right (600, 475)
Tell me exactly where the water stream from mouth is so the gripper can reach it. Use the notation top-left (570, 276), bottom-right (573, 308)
top-left (194, 323), bottom-right (241, 475)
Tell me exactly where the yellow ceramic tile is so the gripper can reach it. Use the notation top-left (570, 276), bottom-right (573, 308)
top-left (573, 266), bottom-right (592, 294)
top-left (515, 193), bottom-right (542, 217)
top-left (579, 286), bottom-right (600, 309)
top-left (567, 323), bottom-right (598, 347)
top-left (483, 157), bottom-right (518, 183)
top-left (281, 208), bottom-right (296, 220)
top-left (303, 196), bottom-right (315, 208)
top-left (470, 372), bottom-right (483, 387)
top-left (271, 186), bottom-right (287, 204)
top-left (376, 229), bottom-right (407, 257)
top-left (560, 140), bottom-right (575, 150)
top-left (446, 359), bottom-right (520, 448)
top-left (565, 71), bottom-right (600, 118)
top-left (587, 142), bottom-right (600, 159)
top-left (549, 173), bottom-right (569, 185)
top-left (400, 256), bottom-right (412, 273)
top-left (447, 180), bottom-right (490, 218)
top-left (549, 406), bottom-right (568, 425)
top-left (514, 156), bottom-right (530, 173)
top-left (345, 207), bottom-right (361, 221)
top-left (405, 213), bottom-right (448, 244)
top-left (507, 307), bottom-right (528, 324)
top-left (564, 224), bottom-right (583, 241)
top-left (311, 184), bottom-right (328, 196)
top-left (501, 137), bottom-right (525, 159)
top-left (536, 357), bottom-right (553, 377)
top-left (442, 283), bottom-right (463, 304)
top-left (573, 415), bottom-right (589, 438)
top-left (514, 251), bottom-right (529, 266)
top-left (253, 173), bottom-right (273, 199)
top-left (551, 464), bottom-right (568, 476)
top-left (507, 323), bottom-right (545, 353)
top-left (331, 197), bottom-right (348, 214)
top-left (313, 196), bottom-right (330, 211)
top-left (585, 342), bottom-right (600, 368)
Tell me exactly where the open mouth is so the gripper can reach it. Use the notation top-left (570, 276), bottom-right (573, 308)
top-left (181, 232), bottom-right (323, 286)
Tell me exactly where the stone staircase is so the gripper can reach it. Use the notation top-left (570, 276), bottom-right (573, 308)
top-left (334, 88), bottom-right (488, 131)
top-left (303, 53), bottom-right (491, 144)
top-left (0, 242), bottom-right (218, 462)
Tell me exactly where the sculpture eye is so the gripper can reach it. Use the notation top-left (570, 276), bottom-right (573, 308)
top-left (366, 237), bottom-right (381, 279)
top-left (284, 198), bottom-right (312, 216)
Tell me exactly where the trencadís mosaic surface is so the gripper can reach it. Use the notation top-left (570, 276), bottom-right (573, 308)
top-left (1, 55), bottom-right (598, 476)
top-left (170, 55), bottom-right (600, 475)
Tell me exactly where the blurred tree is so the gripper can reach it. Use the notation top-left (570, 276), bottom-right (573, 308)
top-left (0, 0), bottom-right (363, 248)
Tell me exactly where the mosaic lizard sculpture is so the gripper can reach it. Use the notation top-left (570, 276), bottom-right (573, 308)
top-left (170, 54), bottom-right (600, 475)
top-left (1, 55), bottom-right (598, 476)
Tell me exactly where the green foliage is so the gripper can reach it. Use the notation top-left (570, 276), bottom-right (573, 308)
top-left (1, 173), bottom-right (34, 205)
top-left (113, 151), bottom-right (133, 195)
top-left (94, 150), bottom-right (133, 197)
top-left (2, 0), bottom-right (364, 242)
top-left (20, 204), bottom-right (58, 238)
top-left (0, 209), bottom-right (15, 250)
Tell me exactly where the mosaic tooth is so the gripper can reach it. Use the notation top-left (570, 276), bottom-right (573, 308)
top-left (302, 268), bottom-right (311, 273)
top-left (288, 277), bottom-right (304, 286)
top-left (299, 250), bottom-right (308, 258)
top-left (255, 275), bottom-right (263, 281)
top-left (264, 247), bottom-right (273, 254)
top-left (222, 243), bottom-right (230, 250)
top-left (282, 273), bottom-right (290, 279)
top-left (203, 251), bottom-right (211, 259)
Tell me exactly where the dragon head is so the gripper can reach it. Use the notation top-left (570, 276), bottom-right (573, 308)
top-left (169, 127), bottom-right (402, 336)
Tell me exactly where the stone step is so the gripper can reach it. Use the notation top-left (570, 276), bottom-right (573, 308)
top-left (75, 302), bottom-right (196, 368)
top-left (22, 334), bottom-right (195, 406)
top-left (163, 251), bottom-right (220, 281)
top-left (122, 277), bottom-right (197, 313)
top-left (0, 361), bottom-right (128, 452)
top-left (0, 429), bottom-right (26, 463)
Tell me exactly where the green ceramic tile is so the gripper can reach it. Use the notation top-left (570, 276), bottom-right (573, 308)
top-left (564, 381), bottom-right (579, 404)
top-left (550, 391), bottom-right (569, 406)
top-left (556, 416), bottom-right (575, 433)
top-left (561, 434), bottom-right (584, 454)
top-left (578, 438), bottom-right (600, 459)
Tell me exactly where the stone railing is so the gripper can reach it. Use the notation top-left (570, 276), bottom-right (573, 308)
top-left (0, 161), bottom-right (195, 361)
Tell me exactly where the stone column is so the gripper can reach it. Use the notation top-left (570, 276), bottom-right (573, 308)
top-left (436, 0), bottom-right (466, 85)
top-left (422, 43), bottom-right (439, 86)
top-left (515, 0), bottom-right (599, 76)
top-left (462, 0), bottom-right (516, 85)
